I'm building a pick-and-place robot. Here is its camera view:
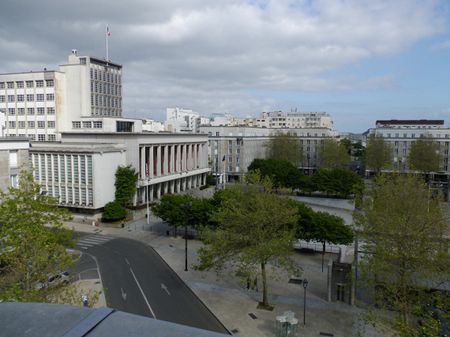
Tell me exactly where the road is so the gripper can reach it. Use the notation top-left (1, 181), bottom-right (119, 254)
top-left (74, 233), bottom-right (229, 334)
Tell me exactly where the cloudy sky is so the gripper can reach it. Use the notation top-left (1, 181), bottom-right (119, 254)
top-left (1, 0), bottom-right (450, 132)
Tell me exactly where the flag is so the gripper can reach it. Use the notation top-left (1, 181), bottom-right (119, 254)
top-left (106, 26), bottom-right (111, 36)
top-left (222, 155), bottom-right (226, 162)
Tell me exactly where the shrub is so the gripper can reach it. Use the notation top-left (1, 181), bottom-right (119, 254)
top-left (102, 201), bottom-right (127, 222)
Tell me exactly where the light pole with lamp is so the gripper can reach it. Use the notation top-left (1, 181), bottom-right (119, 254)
top-left (302, 279), bottom-right (308, 325)
top-left (181, 201), bottom-right (192, 271)
top-left (146, 178), bottom-right (150, 225)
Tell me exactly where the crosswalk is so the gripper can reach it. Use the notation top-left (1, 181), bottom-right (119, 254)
top-left (76, 234), bottom-right (114, 250)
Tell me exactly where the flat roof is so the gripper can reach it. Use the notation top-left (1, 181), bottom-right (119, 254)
top-left (376, 119), bottom-right (444, 125)
top-left (0, 70), bottom-right (60, 76)
top-left (30, 141), bottom-right (125, 153)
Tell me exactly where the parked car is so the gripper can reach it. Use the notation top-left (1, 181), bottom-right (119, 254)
top-left (35, 271), bottom-right (70, 290)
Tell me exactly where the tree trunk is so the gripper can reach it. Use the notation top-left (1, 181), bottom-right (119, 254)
top-left (261, 261), bottom-right (269, 307)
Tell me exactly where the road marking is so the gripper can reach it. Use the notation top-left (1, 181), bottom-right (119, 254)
top-left (125, 258), bottom-right (130, 265)
top-left (161, 283), bottom-right (171, 296)
top-left (129, 267), bottom-right (156, 318)
top-left (80, 246), bottom-right (89, 250)
top-left (77, 243), bottom-right (94, 247)
top-left (121, 287), bottom-right (127, 301)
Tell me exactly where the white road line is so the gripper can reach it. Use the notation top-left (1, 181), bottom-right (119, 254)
top-left (125, 258), bottom-right (130, 265)
top-left (77, 243), bottom-right (94, 247)
top-left (80, 246), bottom-right (89, 250)
top-left (129, 267), bottom-right (156, 319)
top-left (80, 237), bottom-right (111, 243)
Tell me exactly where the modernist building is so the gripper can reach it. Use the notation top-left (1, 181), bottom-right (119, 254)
top-left (0, 50), bottom-right (122, 141)
top-left (30, 130), bottom-right (210, 213)
top-left (0, 137), bottom-right (30, 191)
top-left (365, 119), bottom-right (450, 173)
top-left (165, 107), bottom-right (208, 133)
top-left (200, 126), bottom-right (337, 181)
top-left (255, 111), bottom-right (333, 129)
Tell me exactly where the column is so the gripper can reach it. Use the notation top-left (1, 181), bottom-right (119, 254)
top-left (163, 145), bottom-right (168, 175)
top-left (170, 145), bottom-right (175, 174)
top-left (176, 179), bottom-right (180, 193)
top-left (149, 146), bottom-right (154, 178)
top-left (156, 184), bottom-right (161, 199)
top-left (170, 180), bottom-right (175, 194)
top-left (156, 146), bottom-right (161, 176)
top-left (140, 146), bottom-right (145, 179)
top-left (149, 185), bottom-right (154, 202)
top-left (176, 145), bottom-right (181, 172)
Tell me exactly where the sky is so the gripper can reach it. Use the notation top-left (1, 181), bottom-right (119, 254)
top-left (1, 0), bottom-right (450, 132)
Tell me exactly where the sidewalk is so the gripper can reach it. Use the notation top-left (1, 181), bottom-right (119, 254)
top-left (65, 217), bottom-right (380, 337)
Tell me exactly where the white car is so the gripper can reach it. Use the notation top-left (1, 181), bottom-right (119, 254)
top-left (35, 271), bottom-right (70, 290)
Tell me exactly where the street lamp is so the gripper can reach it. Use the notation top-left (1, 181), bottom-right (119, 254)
top-left (302, 279), bottom-right (308, 325)
top-left (181, 201), bottom-right (192, 271)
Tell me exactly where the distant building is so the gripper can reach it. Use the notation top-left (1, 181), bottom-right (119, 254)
top-left (255, 111), bottom-right (333, 129)
top-left (365, 119), bottom-right (450, 173)
top-left (0, 49), bottom-right (122, 141)
top-left (0, 137), bottom-right (30, 191)
top-left (142, 119), bottom-right (165, 133)
top-left (165, 107), bottom-right (205, 133)
top-left (200, 126), bottom-right (337, 181)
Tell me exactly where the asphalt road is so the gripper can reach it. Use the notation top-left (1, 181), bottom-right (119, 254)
top-left (75, 233), bottom-right (229, 334)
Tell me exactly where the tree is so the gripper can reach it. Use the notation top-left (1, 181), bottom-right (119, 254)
top-left (248, 159), bottom-right (303, 189)
top-left (318, 139), bottom-right (350, 169)
top-left (365, 134), bottom-right (392, 174)
top-left (196, 183), bottom-right (299, 309)
top-left (296, 204), bottom-right (353, 271)
top-left (151, 194), bottom-right (195, 235)
top-left (408, 139), bottom-right (441, 173)
top-left (354, 174), bottom-right (449, 336)
top-left (311, 168), bottom-right (364, 197)
top-left (0, 170), bottom-right (74, 301)
top-left (266, 132), bottom-right (302, 166)
top-left (115, 165), bottom-right (138, 207)
top-left (101, 201), bottom-right (127, 222)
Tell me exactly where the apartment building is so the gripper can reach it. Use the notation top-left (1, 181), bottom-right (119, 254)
top-left (0, 137), bottom-right (30, 191)
top-left (200, 126), bottom-right (337, 181)
top-left (255, 111), bottom-right (333, 129)
top-left (0, 50), bottom-right (122, 141)
top-left (365, 119), bottom-right (450, 172)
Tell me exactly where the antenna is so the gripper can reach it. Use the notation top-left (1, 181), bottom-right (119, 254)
top-left (105, 26), bottom-right (110, 62)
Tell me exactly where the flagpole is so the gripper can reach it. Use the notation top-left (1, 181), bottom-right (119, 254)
top-left (105, 26), bottom-right (109, 62)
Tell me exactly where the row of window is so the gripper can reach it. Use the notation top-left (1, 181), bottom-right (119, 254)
top-left (6, 107), bottom-right (55, 115)
top-left (8, 121), bottom-right (55, 128)
top-left (0, 80), bottom-right (54, 89)
top-left (0, 93), bottom-right (54, 102)
top-left (90, 81), bottom-right (121, 96)
top-left (72, 121), bottom-right (103, 129)
top-left (90, 94), bottom-right (121, 108)
top-left (90, 68), bottom-right (121, 84)
top-left (6, 133), bottom-right (56, 141)
top-left (379, 133), bottom-right (450, 139)
top-left (92, 108), bottom-right (121, 117)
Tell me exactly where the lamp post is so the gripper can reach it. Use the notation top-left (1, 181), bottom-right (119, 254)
top-left (302, 279), bottom-right (308, 325)
top-left (146, 178), bottom-right (150, 225)
top-left (181, 201), bottom-right (192, 271)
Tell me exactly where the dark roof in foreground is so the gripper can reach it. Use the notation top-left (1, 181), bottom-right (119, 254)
top-left (376, 119), bottom-right (444, 125)
top-left (0, 302), bottom-right (230, 337)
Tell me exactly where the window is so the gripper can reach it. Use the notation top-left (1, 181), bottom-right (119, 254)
top-left (37, 107), bottom-right (45, 115)
top-left (18, 121), bottom-right (25, 129)
top-left (17, 94), bottom-right (24, 102)
top-left (36, 80), bottom-right (44, 87)
top-left (0, 96), bottom-right (4, 102)
top-left (48, 134), bottom-right (56, 141)
top-left (45, 79), bottom-right (54, 87)
top-left (47, 121), bottom-right (55, 128)
top-left (36, 94), bottom-right (44, 101)
top-left (46, 93), bottom-right (54, 101)
top-left (28, 134), bottom-right (35, 141)
top-left (28, 121), bottom-right (35, 128)
top-left (93, 121), bottom-right (103, 128)
top-left (37, 121), bottom-right (45, 128)
top-left (38, 134), bottom-right (45, 141)
top-left (72, 121), bottom-right (81, 129)
top-left (9, 151), bottom-right (18, 168)
top-left (16, 81), bottom-right (24, 88)
top-left (8, 108), bottom-right (15, 115)
top-left (0, 82), bottom-right (4, 89)
top-left (7, 82), bottom-right (14, 89)
top-left (8, 95), bottom-right (15, 102)
top-left (26, 81), bottom-right (33, 88)
top-left (17, 108), bottom-right (25, 115)
top-left (83, 121), bottom-right (92, 128)
top-left (47, 107), bottom-right (55, 114)
top-left (8, 121), bottom-right (16, 128)
top-left (27, 107), bottom-right (35, 115)
top-left (10, 175), bottom-right (18, 188)
top-left (26, 94), bottom-right (34, 101)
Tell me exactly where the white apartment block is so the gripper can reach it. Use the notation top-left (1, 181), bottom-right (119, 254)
top-left (0, 50), bottom-right (122, 141)
top-left (30, 131), bottom-right (210, 213)
top-left (166, 107), bottom-right (200, 133)
top-left (142, 119), bottom-right (165, 133)
top-left (365, 119), bottom-right (450, 173)
top-left (255, 111), bottom-right (333, 129)
top-left (200, 126), bottom-right (337, 181)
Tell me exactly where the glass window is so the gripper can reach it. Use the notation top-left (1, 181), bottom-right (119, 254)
top-left (37, 107), bottom-right (45, 115)
top-left (48, 134), bottom-right (56, 141)
top-left (38, 134), bottom-right (45, 141)
top-left (27, 107), bottom-right (35, 115)
top-left (17, 94), bottom-right (24, 102)
top-left (26, 94), bottom-right (34, 101)
top-left (37, 121), bottom-right (45, 128)
top-left (47, 107), bottom-right (55, 114)
top-left (72, 121), bottom-right (81, 129)
top-left (26, 81), bottom-right (33, 88)
top-left (93, 121), bottom-right (103, 128)
top-left (0, 82), bottom-right (4, 89)
top-left (8, 108), bottom-right (15, 115)
top-left (83, 121), bottom-right (92, 128)
top-left (18, 121), bottom-right (25, 129)
top-left (28, 121), bottom-right (35, 128)
top-left (7, 82), bottom-right (14, 89)
top-left (0, 96), bottom-right (5, 102)
top-left (46, 93), bottom-right (54, 101)
top-left (8, 95), bottom-right (15, 102)
top-left (8, 121), bottom-right (16, 128)
top-left (36, 94), bottom-right (44, 101)
top-left (47, 121), bottom-right (55, 128)
top-left (36, 80), bottom-right (44, 87)
top-left (45, 79), bottom-right (54, 87)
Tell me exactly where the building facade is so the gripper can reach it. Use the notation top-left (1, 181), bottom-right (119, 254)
top-left (0, 50), bottom-right (122, 141)
top-left (365, 119), bottom-right (450, 173)
top-left (200, 126), bottom-right (337, 181)
top-left (255, 111), bottom-right (333, 129)
top-left (0, 137), bottom-right (30, 191)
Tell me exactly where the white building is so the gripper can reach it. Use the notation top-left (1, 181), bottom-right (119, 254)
top-left (0, 137), bottom-right (30, 191)
top-left (30, 131), bottom-right (210, 213)
top-left (165, 107), bottom-right (199, 133)
top-left (141, 119), bottom-right (165, 133)
top-left (365, 119), bottom-right (450, 173)
top-left (255, 111), bottom-right (333, 129)
top-left (0, 50), bottom-right (122, 141)
top-left (200, 126), bottom-right (337, 181)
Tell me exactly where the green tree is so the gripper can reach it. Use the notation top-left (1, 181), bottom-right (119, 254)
top-left (248, 159), bottom-right (303, 189)
top-left (408, 138), bottom-right (441, 173)
top-left (318, 139), bottom-right (350, 169)
top-left (101, 201), bottom-right (127, 222)
top-left (115, 165), bottom-right (138, 207)
top-left (311, 168), bottom-right (364, 198)
top-left (152, 194), bottom-right (195, 235)
top-left (196, 183), bottom-right (299, 309)
top-left (365, 134), bottom-right (392, 174)
top-left (354, 174), bottom-right (450, 336)
top-left (0, 170), bottom-right (74, 301)
top-left (266, 132), bottom-right (302, 166)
